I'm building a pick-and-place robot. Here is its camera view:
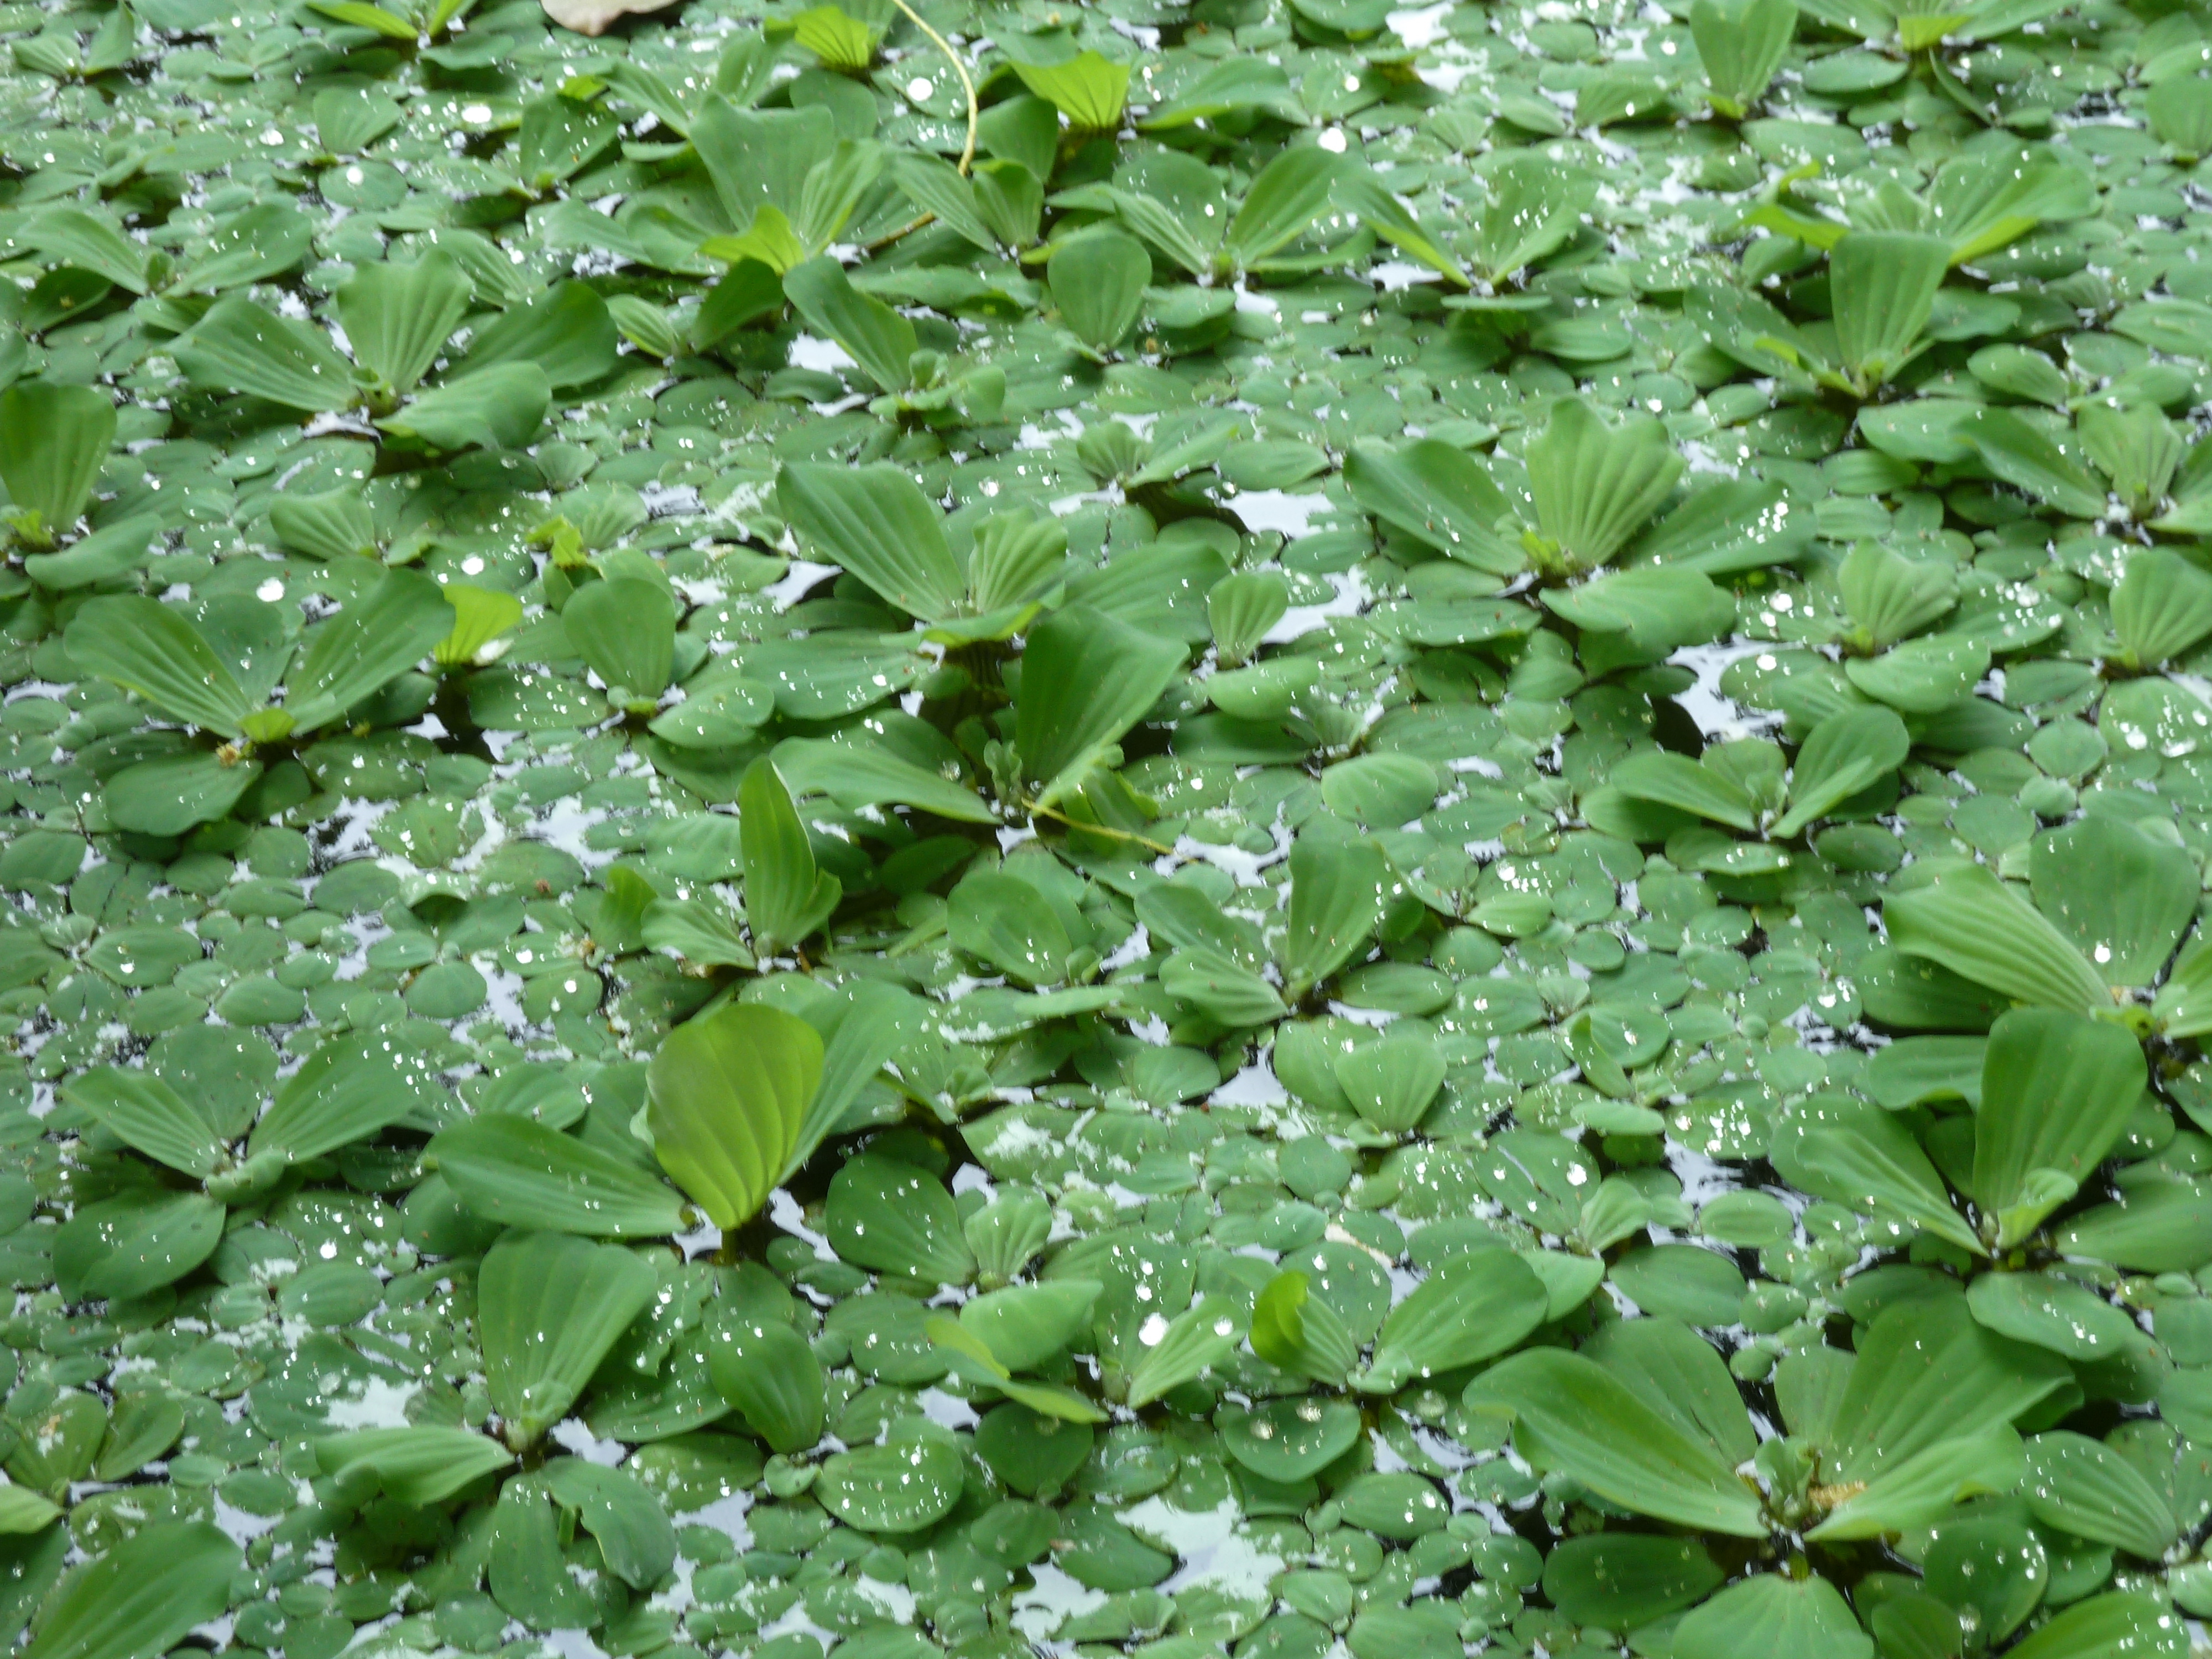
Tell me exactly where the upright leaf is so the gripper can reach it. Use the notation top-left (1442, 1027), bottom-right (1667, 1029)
top-left (338, 250), bottom-right (471, 394)
top-left (1014, 604), bottom-right (1186, 810)
top-left (2112, 545), bottom-right (2212, 667)
top-left (0, 382), bottom-right (112, 540)
top-left (481, 1231), bottom-right (657, 1446)
top-left (563, 576), bottom-right (676, 703)
top-left (65, 596), bottom-right (252, 735)
top-left (740, 759), bottom-right (842, 956)
top-left (431, 1116), bottom-right (690, 1237)
top-left (647, 1003), bottom-right (822, 1230)
top-left (285, 569), bottom-right (455, 728)
top-left (1884, 864), bottom-right (2107, 1012)
top-left (1525, 398), bottom-right (1684, 573)
top-left (21, 1522), bottom-right (240, 1659)
top-left (1342, 438), bottom-right (1524, 576)
top-left (2028, 816), bottom-right (2197, 987)
top-left (778, 461), bottom-right (966, 623)
top-left (1280, 835), bottom-right (1388, 999)
top-left (1691, 0), bottom-right (1794, 115)
top-left (1472, 1348), bottom-right (1767, 1536)
top-left (1048, 231), bottom-right (1150, 354)
top-left (174, 296), bottom-right (357, 413)
top-left (1829, 232), bottom-right (1949, 389)
top-left (1974, 1008), bottom-right (2146, 1247)
top-left (783, 255), bottom-right (915, 393)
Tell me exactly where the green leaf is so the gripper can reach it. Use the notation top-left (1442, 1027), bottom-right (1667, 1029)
top-left (1822, 1296), bottom-right (2073, 1483)
top-left (1125, 1295), bottom-right (1243, 1407)
top-left (338, 250), bottom-right (471, 394)
top-left (1468, 149), bottom-right (1595, 284)
top-left (65, 596), bottom-right (250, 734)
top-left (269, 488), bottom-right (376, 561)
top-left (1542, 1535), bottom-right (1725, 1631)
top-left (816, 1426), bottom-right (967, 1533)
top-left (2112, 545), bottom-right (2212, 667)
top-left (541, 1459), bottom-right (677, 1589)
top-left (1470, 1347), bottom-right (1767, 1535)
top-left (2019, 1432), bottom-right (2179, 1558)
top-left (0, 381), bottom-right (111, 540)
top-left (1691, 0), bottom-right (1794, 114)
top-left (174, 296), bottom-right (357, 413)
top-left (1837, 540), bottom-right (1957, 649)
top-left (1671, 1573), bottom-right (1874, 1659)
top-left (949, 868), bottom-right (1074, 986)
top-left (22, 206), bottom-right (149, 293)
top-left (1220, 1396), bottom-right (1362, 1482)
top-left (2053, 1176), bottom-right (2212, 1271)
top-left (1960, 406), bottom-right (2107, 518)
top-left (562, 576), bottom-right (675, 703)
top-left (1975, 1009), bottom-right (2145, 1247)
top-left (1770, 1092), bottom-right (1984, 1255)
top-left (1829, 232), bottom-right (1949, 389)
top-left (378, 362), bottom-right (551, 451)
top-left (1808, 1425), bottom-right (2024, 1540)
top-left (1333, 166), bottom-right (1467, 284)
top-left (961, 1280), bottom-right (1102, 1373)
top-left (21, 1522), bottom-right (240, 1659)
top-left (53, 1191), bottom-right (224, 1301)
top-left (1613, 751), bottom-right (1759, 830)
top-left (435, 583), bottom-right (525, 667)
top-left (1342, 438), bottom-right (1524, 577)
top-left (431, 1116), bottom-right (690, 1237)
top-left (1525, 398), bottom-right (1684, 572)
top-left (464, 282), bottom-right (621, 390)
top-left (1966, 1270), bottom-right (2140, 1361)
top-left (646, 1003), bottom-right (821, 1231)
top-left (1585, 1316), bottom-right (1759, 1467)
top-left (783, 254), bottom-right (915, 393)
top-left (707, 1312), bottom-right (824, 1453)
top-left (825, 1152), bottom-right (975, 1284)
top-left (1007, 49), bottom-right (1129, 131)
top-left (60, 1067), bottom-right (223, 1180)
top-left (1364, 1249), bottom-right (1550, 1391)
top-left (778, 461), bottom-right (966, 623)
top-left (1922, 1514), bottom-right (2047, 1645)
top-left (481, 1230), bottom-right (657, 1446)
top-left (1884, 863), bottom-right (2107, 1012)
top-left (314, 1426), bottom-right (513, 1504)
top-left (2004, 1593), bottom-right (2185, 1659)
top-left (103, 752), bottom-right (262, 836)
top-left (173, 201), bottom-right (315, 294)
top-left (251, 1031), bottom-right (440, 1164)
top-left (1225, 147), bottom-right (1342, 269)
top-left (1280, 834), bottom-right (1388, 1000)
top-left (1773, 705), bottom-right (1911, 837)
top-left (285, 568), bottom-right (455, 729)
top-left (1333, 1037), bottom-right (1445, 1134)
top-left (23, 513), bottom-right (160, 591)
top-left (1048, 231), bottom-right (1150, 354)
top-left (789, 979), bottom-right (924, 1176)
top-left (739, 758), bottom-right (842, 956)
top-left (1014, 603), bottom-right (1186, 810)
top-left (2029, 816), bottom-right (2197, 988)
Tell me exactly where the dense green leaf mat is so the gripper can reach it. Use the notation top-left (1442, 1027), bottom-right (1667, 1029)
top-left (9, 0), bottom-right (2212, 1652)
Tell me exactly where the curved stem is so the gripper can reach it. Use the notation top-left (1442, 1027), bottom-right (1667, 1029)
top-left (886, 0), bottom-right (977, 175)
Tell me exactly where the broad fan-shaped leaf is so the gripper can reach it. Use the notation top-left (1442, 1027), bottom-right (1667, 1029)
top-left (481, 1230), bottom-right (657, 1446)
top-left (2112, 545), bottom-right (2212, 667)
top-left (1014, 604), bottom-right (1186, 811)
top-left (708, 1313), bottom-right (825, 1453)
top-left (1049, 231), bottom-right (1150, 355)
top-left (1691, 0), bottom-right (1794, 115)
top-left (65, 596), bottom-right (252, 735)
top-left (647, 1003), bottom-right (822, 1232)
top-left (0, 381), bottom-right (112, 541)
top-left (1830, 232), bottom-right (1949, 390)
top-left (1974, 1008), bottom-right (2146, 1248)
top-left (2028, 816), bottom-right (2196, 988)
top-left (778, 461), bottom-right (966, 623)
top-left (175, 296), bottom-right (357, 412)
top-left (431, 1116), bottom-right (689, 1237)
top-left (338, 250), bottom-right (470, 394)
top-left (1525, 398), bottom-right (1684, 573)
top-left (825, 1153), bottom-right (975, 1284)
top-left (22, 1522), bottom-right (240, 1659)
top-left (1342, 438), bottom-right (1524, 576)
top-left (1364, 1250), bottom-right (1551, 1392)
top-left (1471, 1347), bottom-right (1767, 1535)
top-left (562, 576), bottom-right (676, 702)
top-left (740, 759), bottom-right (842, 957)
top-left (1884, 863), bottom-right (2107, 1012)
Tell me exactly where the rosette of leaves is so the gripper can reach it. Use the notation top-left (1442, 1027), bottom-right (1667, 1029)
top-left (1881, 816), bottom-right (2212, 1040)
top-left (169, 251), bottom-right (615, 449)
top-left (1590, 704), bottom-right (1912, 875)
top-left (58, 1033), bottom-right (442, 1300)
top-left (61, 570), bottom-right (456, 832)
